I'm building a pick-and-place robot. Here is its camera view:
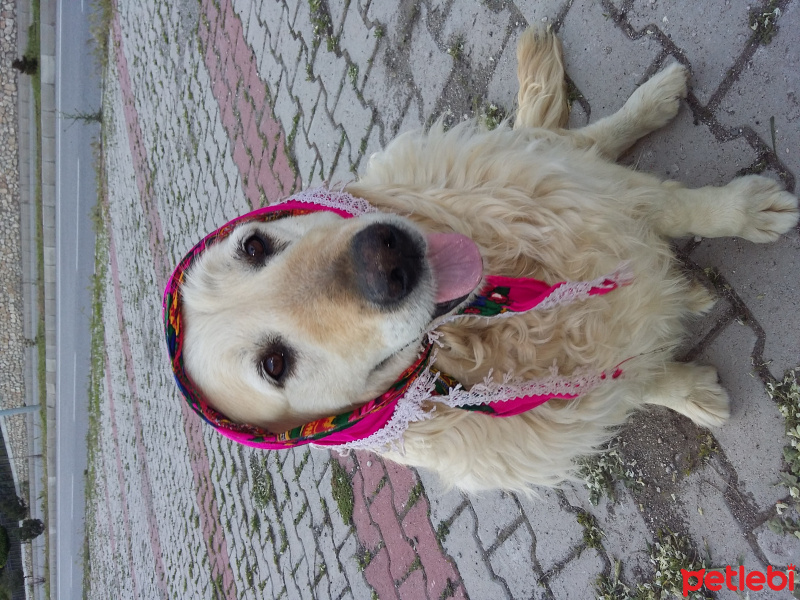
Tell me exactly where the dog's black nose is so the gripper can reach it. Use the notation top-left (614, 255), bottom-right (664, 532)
top-left (351, 223), bottom-right (422, 306)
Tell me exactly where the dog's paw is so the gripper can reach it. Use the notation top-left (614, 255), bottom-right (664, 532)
top-left (729, 175), bottom-right (800, 243)
top-left (683, 366), bottom-right (730, 428)
top-left (628, 62), bottom-right (689, 131)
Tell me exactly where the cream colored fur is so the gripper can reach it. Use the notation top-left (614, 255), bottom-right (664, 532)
top-left (181, 29), bottom-right (799, 494)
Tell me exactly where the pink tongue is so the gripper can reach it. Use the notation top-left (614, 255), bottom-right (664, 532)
top-left (426, 232), bottom-right (484, 304)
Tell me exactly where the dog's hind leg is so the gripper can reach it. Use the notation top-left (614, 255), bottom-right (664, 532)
top-left (646, 174), bottom-right (799, 242)
top-left (515, 27), bottom-right (569, 130)
top-left (566, 63), bottom-right (688, 160)
top-left (642, 362), bottom-right (730, 428)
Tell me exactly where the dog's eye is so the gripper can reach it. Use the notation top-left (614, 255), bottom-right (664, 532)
top-left (240, 234), bottom-right (271, 265)
top-left (259, 351), bottom-right (286, 381)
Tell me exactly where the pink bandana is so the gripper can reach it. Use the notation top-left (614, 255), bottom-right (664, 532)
top-left (164, 189), bottom-right (632, 451)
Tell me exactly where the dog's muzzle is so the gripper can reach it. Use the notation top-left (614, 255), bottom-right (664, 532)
top-left (350, 223), bottom-right (423, 306)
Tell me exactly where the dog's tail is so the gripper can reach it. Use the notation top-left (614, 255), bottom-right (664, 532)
top-left (515, 27), bottom-right (569, 130)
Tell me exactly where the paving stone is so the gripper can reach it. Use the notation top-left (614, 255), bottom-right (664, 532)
top-left (364, 547), bottom-right (398, 599)
top-left (515, 0), bottom-right (569, 27)
top-left (693, 323), bottom-right (787, 510)
top-left (408, 4), bottom-right (453, 120)
top-left (522, 488), bottom-right (585, 573)
top-left (384, 461), bottom-right (419, 514)
top-left (318, 464), bottom-right (354, 548)
top-left (402, 499), bottom-right (464, 600)
top-left (361, 44), bottom-right (414, 141)
top-left (548, 548), bottom-right (604, 600)
top-left (560, 0), bottom-right (662, 118)
top-left (310, 445), bottom-right (332, 483)
top-left (307, 104), bottom-right (346, 176)
top-left (562, 484), bottom-right (653, 584)
top-left (680, 467), bottom-right (765, 572)
top-left (692, 229), bottom-right (800, 377)
top-left (369, 484), bottom-right (416, 580)
top-left (442, 507), bottom-right (509, 599)
top-left (716, 0), bottom-right (800, 187)
top-left (624, 106), bottom-right (756, 187)
top-left (438, 0), bottom-right (510, 69)
top-left (339, 531), bottom-right (376, 600)
top-left (339, 6), bottom-right (378, 89)
top-left (355, 451), bottom-right (386, 498)
top-left (312, 44), bottom-right (349, 115)
top-left (416, 466), bottom-right (468, 530)
top-left (470, 489), bottom-right (522, 548)
top-left (489, 522), bottom-right (543, 599)
top-left (755, 522), bottom-right (800, 567)
top-left (624, 0), bottom-right (753, 104)
top-left (350, 469), bottom-right (382, 551)
top-left (333, 78), bottom-right (374, 163)
top-left (485, 32), bottom-right (520, 116)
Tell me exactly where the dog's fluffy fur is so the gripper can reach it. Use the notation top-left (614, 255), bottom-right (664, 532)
top-left (180, 29), bottom-right (799, 493)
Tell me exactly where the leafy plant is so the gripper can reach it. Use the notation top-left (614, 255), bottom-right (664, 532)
top-left (749, 0), bottom-right (782, 44)
top-left (767, 368), bottom-right (800, 536)
top-left (579, 443), bottom-right (643, 505)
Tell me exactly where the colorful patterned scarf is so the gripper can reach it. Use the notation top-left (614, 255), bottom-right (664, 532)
top-left (163, 189), bottom-right (632, 451)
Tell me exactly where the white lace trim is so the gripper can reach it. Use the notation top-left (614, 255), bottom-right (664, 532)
top-left (287, 187), bottom-right (377, 216)
top-left (328, 358), bottom-right (615, 452)
top-left (327, 369), bottom-right (441, 452)
top-left (435, 362), bottom-right (607, 409)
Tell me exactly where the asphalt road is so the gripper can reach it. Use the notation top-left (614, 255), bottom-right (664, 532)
top-left (55, 1), bottom-right (102, 598)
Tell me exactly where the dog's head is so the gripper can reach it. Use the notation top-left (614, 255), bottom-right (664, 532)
top-left (167, 194), bottom-right (483, 435)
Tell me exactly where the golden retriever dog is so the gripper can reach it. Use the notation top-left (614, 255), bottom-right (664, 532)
top-left (173, 29), bottom-right (798, 493)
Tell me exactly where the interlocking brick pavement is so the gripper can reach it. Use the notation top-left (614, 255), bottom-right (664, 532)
top-left (85, 0), bottom-right (800, 598)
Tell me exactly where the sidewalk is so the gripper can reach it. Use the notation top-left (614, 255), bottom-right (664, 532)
top-left (86, 0), bottom-right (800, 598)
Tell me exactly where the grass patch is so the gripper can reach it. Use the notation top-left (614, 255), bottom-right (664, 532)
top-left (578, 443), bottom-right (643, 506)
top-left (405, 481), bottom-right (423, 510)
top-left (473, 100), bottom-right (507, 130)
top-left (767, 368), bottom-right (800, 537)
top-left (81, 3), bottom-right (115, 595)
top-left (354, 545), bottom-right (373, 571)
top-left (293, 449), bottom-right (310, 482)
top-left (596, 531), bottom-right (712, 599)
top-left (347, 63), bottom-right (359, 88)
top-left (749, 0), bottom-right (782, 44)
top-left (446, 35), bottom-right (464, 60)
top-left (329, 460), bottom-right (354, 526)
top-left (576, 510), bottom-right (603, 550)
top-left (250, 455), bottom-right (273, 510)
top-left (595, 560), bottom-right (630, 600)
top-left (435, 521), bottom-right (450, 544)
top-left (683, 432), bottom-right (718, 476)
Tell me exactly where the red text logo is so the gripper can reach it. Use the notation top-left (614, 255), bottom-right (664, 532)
top-left (682, 565), bottom-right (795, 596)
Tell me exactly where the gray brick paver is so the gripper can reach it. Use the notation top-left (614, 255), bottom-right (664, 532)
top-left (443, 508), bottom-right (510, 599)
top-left (489, 523), bottom-right (544, 599)
top-left (521, 489), bottom-right (585, 574)
top-left (560, 0), bottom-right (663, 116)
top-left (696, 322), bottom-right (787, 510)
top-left (624, 0), bottom-right (755, 104)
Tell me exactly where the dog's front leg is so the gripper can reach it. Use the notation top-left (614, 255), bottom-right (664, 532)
top-left (565, 63), bottom-right (689, 160)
